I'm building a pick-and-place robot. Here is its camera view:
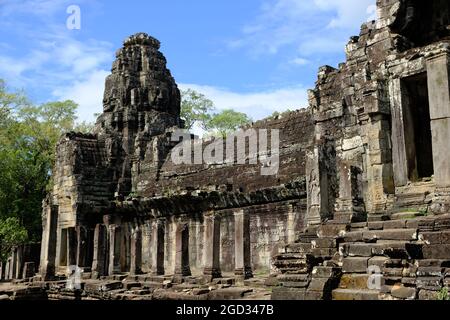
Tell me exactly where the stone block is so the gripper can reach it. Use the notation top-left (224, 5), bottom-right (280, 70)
top-left (368, 256), bottom-right (389, 269)
top-left (332, 289), bottom-right (379, 300)
top-left (383, 268), bottom-right (404, 277)
top-left (207, 288), bottom-right (252, 300)
top-left (281, 281), bottom-right (310, 288)
top-left (416, 277), bottom-right (442, 291)
top-left (311, 238), bottom-right (336, 248)
top-left (417, 267), bottom-right (444, 277)
top-left (272, 287), bottom-right (306, 300)
top-left (308, 278), bottom-right (331, 292)
top-left (383, 220), bottom-right (407, 229)
top-left (312, 266), bottom-right (341, 278)
top-left (362, 229), bottom-right (418, 241)
top-left (343, 231), bottom-right (364, 242)
top-left (431, 118), bottom-right (450, 187)
top-left (85, 281), bottom-right (123, 293)
top-left (368, 221), bottom-right (384, 230)
top-left (391, 285), bottom-right (417, 300)
top-left (342, 257), bottom-right (369, 273)
top-left (422, 245), bottom-right (450, 259)
top-left (417, 259), bottom-right (450, 267)
top-left (339, 274), bottom-right (372, 290)
top-left (318, 224), bottom-right (349, 238)
top-left (418, 289), bottom-right (439, 300)
top-left (346, 244), bottom-right (373, 257)
top-left (420, 232), bottom-right (442, 244)
top-left (304, 290), bottom-right (323, 300)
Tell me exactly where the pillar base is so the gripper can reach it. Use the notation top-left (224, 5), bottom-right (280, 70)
top-left (203, 267), bottom-right (222, 280)
top-left (151, 268), bottom-right (165, 276)
top-left (175, 266), bottom-right (191, 278)
top-left (234, 267), bottom-right (253, 280)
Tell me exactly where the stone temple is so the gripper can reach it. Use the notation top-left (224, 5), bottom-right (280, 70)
top-left (2, 0), bottom-right (450, 300)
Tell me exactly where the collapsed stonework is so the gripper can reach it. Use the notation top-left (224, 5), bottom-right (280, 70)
top-left (2, 0), bottom-right (450, 300)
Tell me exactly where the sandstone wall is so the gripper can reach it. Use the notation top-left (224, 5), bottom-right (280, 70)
top-left (137, 109), bottom-right (314, 197)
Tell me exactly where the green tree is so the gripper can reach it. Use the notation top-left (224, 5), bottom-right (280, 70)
top-left (0, 217), bottom-right (28, 261)
top-left (74, 120), bottom-right (95, 134)
top-left (0, 79), bottom-right (79, 260)
top-left (206, 109), bottom-right (252, 138)
top-left (180, 89), bottom-right (215, 130)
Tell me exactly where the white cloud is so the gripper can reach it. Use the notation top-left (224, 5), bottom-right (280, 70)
top-left (179, 83), bottom-right (308, 121)
top-left (314, 0), bottom-right (376, 28)
top-left (0, 0), bottom-right (112, 124)
top-left (290, 57), bottom-right (309, 66)
top-left (230, 0), bottom-right (375, 58)
top-left (52, 69), bottom-right (108, 123)
top-left (0, 0), bottom-right (69, 17)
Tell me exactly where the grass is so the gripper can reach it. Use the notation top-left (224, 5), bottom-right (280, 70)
top-left (437, 287), bottom-right (450, 301)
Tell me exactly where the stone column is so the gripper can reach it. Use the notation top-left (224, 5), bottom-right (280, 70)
top-left (427, 52), bottom-right (450, 213)
top-left (234, 210), bottom-right (253, 280)
top-left (76, 226), bottom-right (88, 268)
top-left (334, 160), bottom-right (354, 223)
top-left (287, 204), bottom-right (296, 244)
top-left (174, 218), bottom-right (191, 280)
top-left (306, 149), bottom-right (322, 225)
top-left (150, 219), bottom-right (165, 275)
top-left (203, 212), bottom-right (221, 280)
top-left (92, 224), bottom-right (107, 278)
top-left (15, 246), bottom-right (23, 280)
top-left (67, 227), bottom-right (77, 268)
top-left (0, 261), bottom-right (3, 281)
top-left (5, 259), bottom-right (10, 280)
top-left (10, 248), bottom-right (17, 280)
top-left (108, 225), bottom-right (121, 275)
top-left (130, 227), bottom-right (142, 275)
top-left (390, 78), bottom-right (409, 187)
top-left (39, 205), bottom-right (58, 279)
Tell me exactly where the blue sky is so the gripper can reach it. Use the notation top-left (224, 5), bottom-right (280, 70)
top-left (0, 0), bottom-right (376, 123)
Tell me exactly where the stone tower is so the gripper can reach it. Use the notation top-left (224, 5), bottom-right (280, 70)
top-left (95, 32), bottom-right (183, 197)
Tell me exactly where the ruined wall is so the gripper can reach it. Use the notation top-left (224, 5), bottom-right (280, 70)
top-left (134, 109), bottom-right (314, 197)
top-left (307, 0), bottom-right (450, 220)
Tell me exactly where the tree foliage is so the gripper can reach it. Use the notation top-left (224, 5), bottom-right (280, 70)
top-left (180, 89), bottom-right (215, 130)
top-left (206, 109), bottom-right (252, 138)
top-left (0, 80), bottom-right (81, 260)
top-left (0, 217), bottom-right (28, 261)
top-left (180, 89), bottom-right (251, 137)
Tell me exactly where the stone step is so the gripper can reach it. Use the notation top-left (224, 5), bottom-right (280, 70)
top-left (318, 224), bottom-right (350, 238)
top-left (338, 274), bottom-right (371, 290)
top-left (342, 257), bottom-right (372, 273)
top-left (332, 288), bottom-right (379, 300)
top-left (275, 268), bottom-right (310, 275)
top-left (141, 281), bottom-right (171, 289)
top-left (208, 288), bottom-right (253, 300)
top-left (311, 238), bottom-right (337, 249)
top-left (341, 241), bottom-right (423, 259)
top-left (344, 229), bottom-right (418, 242)
top-left (285, 243), bottom-right (312, 253)
top-left (275, 253), bottom-right (308, 260)
top-left (278, 274), bottom-right (310, 282)
top-left (350, 222), bottom-right (368, 230)
top-left (273, 259), bottom-right (308, 269)
top-left (390, 212), bottom-right (424, 220)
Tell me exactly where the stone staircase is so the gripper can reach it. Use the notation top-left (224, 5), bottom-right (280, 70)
top-left (271, 213), bottom-right (450, 300)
